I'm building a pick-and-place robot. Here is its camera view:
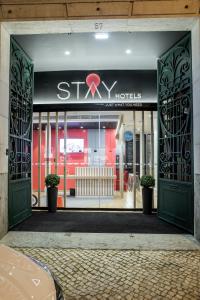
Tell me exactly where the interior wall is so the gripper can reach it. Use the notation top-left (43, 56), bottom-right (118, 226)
top-left (88, 129), bottom-right (105, 166)
top-left (32, 127), bottom-right (116, 192)
top-left (0, 24), bottom-right (10, 238)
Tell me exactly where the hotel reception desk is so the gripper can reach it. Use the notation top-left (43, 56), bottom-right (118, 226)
top-left (60, 167), bottom-right (116, 197)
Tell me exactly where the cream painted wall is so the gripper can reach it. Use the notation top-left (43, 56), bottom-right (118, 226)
top-left (0, 24), bottom-right (10, 238)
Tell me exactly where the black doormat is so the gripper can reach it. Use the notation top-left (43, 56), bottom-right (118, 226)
top-left (11, 211), bottom-right (186, 234)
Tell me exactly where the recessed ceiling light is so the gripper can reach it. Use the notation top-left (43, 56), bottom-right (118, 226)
top-left (65, 51), bottom-right (71, 55)
top-left (125, 49), bottom-right (132, 55)
top-left (80, 126), bottom-right (84, 129)
top-left (95, 33), bottom-right (109, 40)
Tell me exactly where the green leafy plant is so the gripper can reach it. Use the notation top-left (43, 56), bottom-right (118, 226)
top-left (45, 174), bottom-right (60, 188)
top-left (140, 175), bottom-right (155, 188)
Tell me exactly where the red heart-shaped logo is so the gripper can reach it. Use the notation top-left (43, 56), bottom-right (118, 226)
top-left (86, 73), bottom-right (101, 97)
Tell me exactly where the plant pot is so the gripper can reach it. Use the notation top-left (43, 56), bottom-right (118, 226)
top-left (142, 187), bottom-right (153, 215)
top-left (47, 187), bottom-right (58, 213)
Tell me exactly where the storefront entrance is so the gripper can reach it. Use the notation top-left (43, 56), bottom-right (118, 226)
top-left (7, 24), bottom-right (194, 234)
top-left (32, 110), bottom-right (157, 209)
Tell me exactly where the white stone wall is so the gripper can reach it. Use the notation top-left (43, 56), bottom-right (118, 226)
top-left (192, 20), bottom-right (200, 242)
top-left (0, 24), bottom-right (10, 238)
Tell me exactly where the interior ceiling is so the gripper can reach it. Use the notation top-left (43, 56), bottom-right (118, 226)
top-left (14, 31), bottom-right (186, 72)
top-left (33, 122), bottom-right (117, 130)
top-left (33, 112), bottom-right (120, 129)
top-left (33, 111), bottom-right (154, 131)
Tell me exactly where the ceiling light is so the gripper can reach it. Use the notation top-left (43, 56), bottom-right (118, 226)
top-left (125, 49), bottom-right (132, 55)
top-left (95, 33), bottom-right (109, 40)
top-left (64, 51), bottom-right (71, 55)
top-left (103, 126), bottom-right (106, 129)
top-left (80, 126), bottom-right (84, 129)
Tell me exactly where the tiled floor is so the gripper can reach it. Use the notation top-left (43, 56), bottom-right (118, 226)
top-left (16, 247), bottom-right (200, 300)
top-left (34, 190), bottom-right (157, 209)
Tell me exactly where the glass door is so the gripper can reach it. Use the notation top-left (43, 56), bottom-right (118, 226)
top-left (99, 113), bottom-right (118, 208)
top-left (66, 112), bottom-right (101, 208)
top-left (32, 110), bottom-right (157, 210)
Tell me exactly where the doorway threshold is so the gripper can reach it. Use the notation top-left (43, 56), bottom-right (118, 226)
top-left (1, 231), bottom-right (199, 251)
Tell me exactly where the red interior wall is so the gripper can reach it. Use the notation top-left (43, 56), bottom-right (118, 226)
top-left (32, 130), bottom-right (46, 191)
top-left (105, 129), bottom-right (116, 189)
top-left (105, 129), bottom-right (116, 167)
top-left (52, 128), bottom-right (88, 190)
top-left (32, 128), bottom-right (117, 192)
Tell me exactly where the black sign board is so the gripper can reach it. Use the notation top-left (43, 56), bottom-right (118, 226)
top-left (34, 70), bottom-right (157, 111)
top-left (33, 102), bottom-right (157, 112)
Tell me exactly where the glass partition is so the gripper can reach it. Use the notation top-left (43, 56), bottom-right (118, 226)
top-left (32, 110), bottom-right (157, 209)
top-left (66, 113), bottom-right (101, 208)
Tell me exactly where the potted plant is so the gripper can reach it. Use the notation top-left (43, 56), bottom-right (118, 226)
top-left (140, 175), bottom-right (155, 215)
top-left (45, 174), bottom-right (60, 213)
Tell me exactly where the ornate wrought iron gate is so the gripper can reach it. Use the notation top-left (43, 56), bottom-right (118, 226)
top-left (8, 38), bottom-right (33, 228)
top-left (158, 33), bottom-right (194, 233)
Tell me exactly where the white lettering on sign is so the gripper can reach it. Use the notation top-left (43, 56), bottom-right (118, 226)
top-left (102, 81), bottom-right (117, 99)
top-left (56, 75), bottom-right (142, 102)
top-left (57, 82), bottom-right (70, 100)
top-left (115, 93), bottom-right (142, 100)
top-left (71, 82), bottom-right (85, 100)
top-left (57, 80), bottom-right (118, 101)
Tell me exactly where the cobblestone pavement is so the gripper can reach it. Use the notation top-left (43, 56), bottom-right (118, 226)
top-left (16, 248), bottom-right (200, 300)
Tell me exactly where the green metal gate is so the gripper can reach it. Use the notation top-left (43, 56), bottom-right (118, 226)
top-left (158, 33), bottom-right (194, 233)
top-left (8, 38), bottom-right (33, 228)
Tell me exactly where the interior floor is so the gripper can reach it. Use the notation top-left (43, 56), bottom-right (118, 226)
top-left (34, 190), bottom-right (158, 209)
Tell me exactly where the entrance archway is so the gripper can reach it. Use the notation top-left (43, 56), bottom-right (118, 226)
top-left (2, 17), bottom-right (199, 238)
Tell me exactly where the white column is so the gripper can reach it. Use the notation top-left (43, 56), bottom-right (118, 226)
top-left (0, 24), bottom-right (10, 238)
top-left (192, 19), bottom-right (200, 242)
top-left (140, 111), bottom-right (145, 176)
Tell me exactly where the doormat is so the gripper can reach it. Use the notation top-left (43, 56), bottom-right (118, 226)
top-left (11, 211), bottom-right (186, 234)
